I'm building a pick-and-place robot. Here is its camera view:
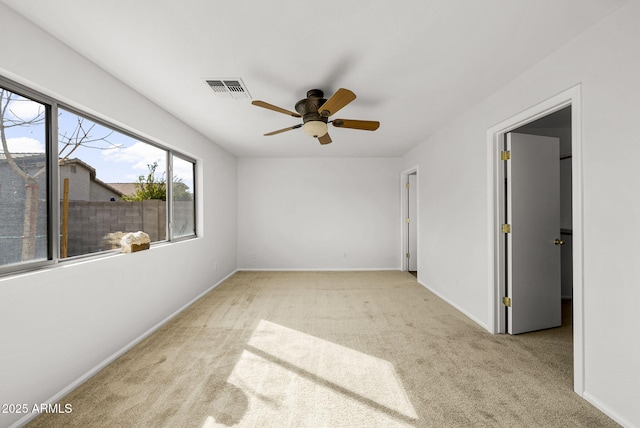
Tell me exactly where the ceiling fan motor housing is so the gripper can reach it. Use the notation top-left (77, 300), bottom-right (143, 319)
top-left (295, 89), bottom-right (329, 137)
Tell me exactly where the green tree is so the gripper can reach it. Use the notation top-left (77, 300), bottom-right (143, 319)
top-left (172, 179), bottom-right (193, 201)
top-left (122, 161), bottom-right (193, 202)
top-left (122, 161), bottom-right (166, 201)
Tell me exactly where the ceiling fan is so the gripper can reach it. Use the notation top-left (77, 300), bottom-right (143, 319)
top-left (252, 88), bottom-right (379, 145)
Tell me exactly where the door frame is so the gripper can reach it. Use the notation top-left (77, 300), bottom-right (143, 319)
top-left (486, 85), bottom-right (584, 395)
top-left (400, 166), bottom-right (419, 272)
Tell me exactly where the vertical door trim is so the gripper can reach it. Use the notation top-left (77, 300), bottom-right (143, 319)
top-left (486, 85), bottom-right (584, 395)
top-left (400, 166), bottom-right (419, 272)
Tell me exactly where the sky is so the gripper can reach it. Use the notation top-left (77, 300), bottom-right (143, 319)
top-left (1, 92), bottom-right (194, 192)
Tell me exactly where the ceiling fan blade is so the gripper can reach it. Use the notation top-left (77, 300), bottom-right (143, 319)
top-left (252, 100), bottom-right (301, 118)
top-left (264, 124), bottom-right (302, 136)
top-left (318, 133), bottom-right (332, 145)
top-left (318, 88), bottom-right (356, 117)
top-left (332, 119), bottom-right (380, 131)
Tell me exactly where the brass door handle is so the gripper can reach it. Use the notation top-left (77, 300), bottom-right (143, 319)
top-left (554, 239), bottom-right (565, 245)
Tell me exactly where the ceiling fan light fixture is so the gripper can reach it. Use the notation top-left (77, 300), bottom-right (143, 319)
top-left (302, 120), bottom-right (328, 138)
top-left (252, 88), bottom-right (379, 143)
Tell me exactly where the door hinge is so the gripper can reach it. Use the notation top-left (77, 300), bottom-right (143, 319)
top-left (406, 182), bottom-right (410, 189)
top-left (502, 297), bottom-right (512, 307)
top-left (502, 224), bottom-right (511, 233)
top-left (406, 253), bottom-right (410, 258)
top-left (406, 217), bottom-right (410, 223)
top-left (501, 150), bottom-right (511, 161)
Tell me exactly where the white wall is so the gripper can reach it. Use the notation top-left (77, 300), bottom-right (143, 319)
top-left (3, 1), bottom-right (640, 426)
top-left (238, 158), bottom-right (400, 270)
top-left (0, 5), bottom-right (237, 427)
top-left (402, 2), bottom-right (640, 426)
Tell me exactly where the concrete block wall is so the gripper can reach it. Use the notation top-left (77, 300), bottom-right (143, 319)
top-left (64, 200), bottom-right (167, 257)
top-left (173, 200), bottom-right (195, 237)
top-left (0, 158), bottom-right (48, 265)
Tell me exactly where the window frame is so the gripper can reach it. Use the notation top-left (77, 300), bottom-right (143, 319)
top-left (0, 77), bottom-right (55, 274)
top-left (0, 75), bottom-right (198, 277)
top-left (169, 152), bottom-right (197, 242)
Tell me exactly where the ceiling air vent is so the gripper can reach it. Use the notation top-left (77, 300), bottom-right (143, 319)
top-left (206, 79), bottom-right (251, 99)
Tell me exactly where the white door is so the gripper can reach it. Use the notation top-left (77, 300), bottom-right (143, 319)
top-left (506, 133), bottom-right (561, 334)
top-left (408, 173), bottom-right (417, 271)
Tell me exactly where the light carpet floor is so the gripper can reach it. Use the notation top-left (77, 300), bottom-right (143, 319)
top-left (27, 271), bottom-right (618, 427)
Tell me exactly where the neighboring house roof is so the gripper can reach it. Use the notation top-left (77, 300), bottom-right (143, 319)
top-left (59, 157), bottom-right (97, 179)
top-left (2, 155), bottom-right (127, 197)
top-left (59, 158), bottom-right (124, 197)
top-left (0, 153), bottom-right (46, 176)
top-left (93, 177), bottom-right (125, 197)
top-left (0, 152), bottom-right (45, 160)
top-left (107, 183), bottom-right (137, 197)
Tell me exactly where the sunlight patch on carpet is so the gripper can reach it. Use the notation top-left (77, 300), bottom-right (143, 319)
top-left (208, 319), bottom-right (418, 426)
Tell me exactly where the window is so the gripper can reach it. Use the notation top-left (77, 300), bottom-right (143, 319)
top-left (0, 87), bottom-right (50, 268)
top-left (58, 107), bottom-right (169, 257)
top-left (0, 77), bottom-right (197, 273)
top-left (171, 154), bottom-right (196, 239)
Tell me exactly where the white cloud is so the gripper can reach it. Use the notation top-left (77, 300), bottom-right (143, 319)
top-left (102, 147), bottom-right (194, 188)
top-left (6, 98), bottom-right (45, 122)
top-left (1, 137), bottom-right (45, 153)
top-left (101, 141), bottom-right (166, 172)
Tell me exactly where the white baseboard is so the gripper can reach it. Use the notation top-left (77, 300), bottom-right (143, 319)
top-left (583, 391), bottom-right (637, 428)
top-left (237, 268), bottom-right (404, 271)
top-left (9, 269), bottom-right (238, 428)
top-left (416, 281), bottom-right (635, 427)
top-left (417, 279), bottom-right (492, 333)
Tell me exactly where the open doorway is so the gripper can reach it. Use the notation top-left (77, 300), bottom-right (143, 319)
top-left (487, 85), bottom-right (584, 395)
top-left (401, 167), bottom-right (418, 277)
top-left (507, 106), bottom-right (572, 333)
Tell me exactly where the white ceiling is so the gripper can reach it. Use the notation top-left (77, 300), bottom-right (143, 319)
top-left (1, 0), bottom-right (625, 158)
